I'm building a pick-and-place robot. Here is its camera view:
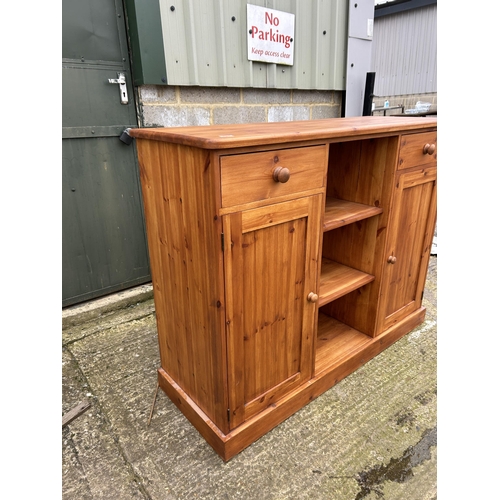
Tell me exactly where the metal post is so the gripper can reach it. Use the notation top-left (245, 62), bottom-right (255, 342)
top-left (362, 72), bottom-right (376, 116)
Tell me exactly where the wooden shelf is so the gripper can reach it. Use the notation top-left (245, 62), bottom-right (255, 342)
top-left (323, 197), bottom-right (383, 232)
top-left (318, 258), bottom-right (375, 307)
top-left (314, 313), bottom-right (372, 376)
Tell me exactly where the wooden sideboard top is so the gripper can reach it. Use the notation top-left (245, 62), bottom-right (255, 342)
top-left (128, 116), bottom-right (437, 150)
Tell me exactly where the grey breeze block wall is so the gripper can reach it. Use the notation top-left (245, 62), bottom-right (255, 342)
top-left (137, 86), bottom-right (343, 127)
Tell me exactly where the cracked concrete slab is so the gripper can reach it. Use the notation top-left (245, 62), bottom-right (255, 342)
top-left (62, 257), bottom-right (437, 500)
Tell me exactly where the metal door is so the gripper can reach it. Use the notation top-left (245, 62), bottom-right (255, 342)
top-left (62, 0), bottom-right (150, 307)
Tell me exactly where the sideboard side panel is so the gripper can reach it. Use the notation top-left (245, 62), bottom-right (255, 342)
top-left (136, 139), bottom-right (228, 431)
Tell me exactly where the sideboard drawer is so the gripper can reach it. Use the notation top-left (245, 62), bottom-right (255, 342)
top-left (398, 132), bottom-right (437, 170)
top-left (220, 145), bottom-right (327, 208)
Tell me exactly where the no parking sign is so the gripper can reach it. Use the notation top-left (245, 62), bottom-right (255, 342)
top-left (247, 4), bottom-right (295, 66)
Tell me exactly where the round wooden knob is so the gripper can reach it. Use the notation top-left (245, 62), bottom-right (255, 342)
top-left (307, 292), bottom-right (319, 303)
top-left (387, 256), bottom-right (397, 264)
top-left (273, 167), bottom-right (290, 183)
top-left (423, 143), bottom-right (436, 155)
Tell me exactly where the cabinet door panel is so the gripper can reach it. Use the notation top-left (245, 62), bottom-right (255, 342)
top-left (224, 195), bottom-right (322, 428)
top-left (377, 167), bottom-right (437, 332)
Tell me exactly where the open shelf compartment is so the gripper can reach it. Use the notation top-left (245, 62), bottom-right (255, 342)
top-left (323, 197), bottom-right (383, 232)
top-left (318, 257), bottom-right (375, 308)
top-left (314, 313), bottom-right (372, 376)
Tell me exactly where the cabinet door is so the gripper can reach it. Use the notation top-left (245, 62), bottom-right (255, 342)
top-left (224, 195), bottom-right (322, 428)
top-left (377, 167), bottom-right (437, 333)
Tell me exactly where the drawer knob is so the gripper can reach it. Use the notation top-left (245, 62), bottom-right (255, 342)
top-left (307, 292), bottom-right (319, 303)
top-left (273, 167), bottom-right (290, 183)
top-left (387, 256), bottom-right (397, 264)
top-left (423, 143), bottom-right (436, 155)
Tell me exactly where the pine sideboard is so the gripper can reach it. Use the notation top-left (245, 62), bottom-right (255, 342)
top-left (129, 116), bottom-right (437, 461)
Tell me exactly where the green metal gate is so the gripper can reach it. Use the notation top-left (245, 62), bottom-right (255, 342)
top-left (62, 0), bottom-right (150, 307)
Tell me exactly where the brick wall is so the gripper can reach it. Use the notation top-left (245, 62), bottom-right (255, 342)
top-left (136, 85), bottom-right (343, 127)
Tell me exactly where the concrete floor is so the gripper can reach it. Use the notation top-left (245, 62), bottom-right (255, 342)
top-left (62, 257), bottom-right (437, 500)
